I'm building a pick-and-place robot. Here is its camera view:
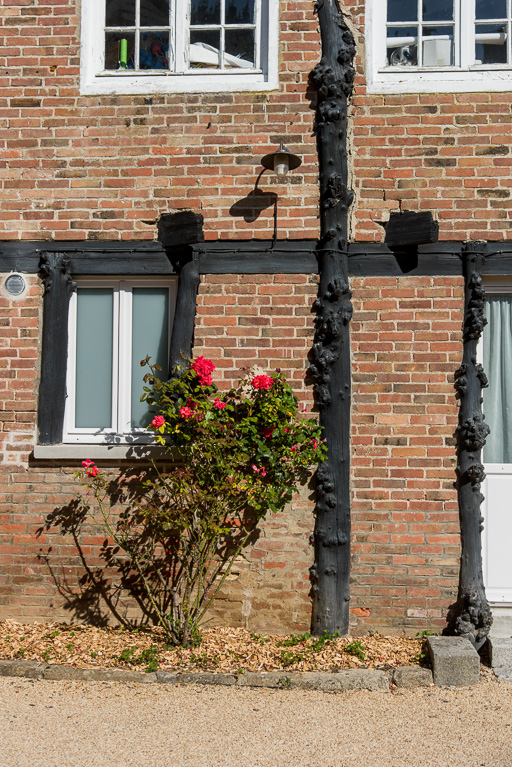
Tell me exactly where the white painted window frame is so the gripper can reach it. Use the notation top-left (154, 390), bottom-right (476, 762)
top-left (80, 0), bottom-right (279, 94)
top-left (366, 0), bottom-right (512, 93)
top-left (64, 276), bottom-right (177, 444)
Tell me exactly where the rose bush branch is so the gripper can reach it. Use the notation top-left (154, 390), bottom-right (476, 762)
top-left (74, 357), bottom-right (325, 646)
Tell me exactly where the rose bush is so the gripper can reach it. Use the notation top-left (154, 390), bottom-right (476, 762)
top-left (75, 357), bottom-right (325, 647)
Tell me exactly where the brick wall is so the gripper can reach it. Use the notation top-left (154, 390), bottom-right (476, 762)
top-left (349, 276), bottom-right (463, 633)
top-left (0, 272), bottom-right (466, 635)
top-left (0, 0), bottom-right (320, 242)
top-left (347, 2), bottom-right (512, 242)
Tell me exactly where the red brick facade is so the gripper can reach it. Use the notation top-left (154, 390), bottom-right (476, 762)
top-left (0, 0), bottom-right (505, 634)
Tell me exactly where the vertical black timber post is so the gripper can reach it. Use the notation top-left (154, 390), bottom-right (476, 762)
top-left (309, 1), bottom-right (356, 635)
top-left (168, 250), bottom-right (200, 375)
top-left (453, 242), bottom-right (492, 649)
top-left (37, 252), bottom-right (76, 444)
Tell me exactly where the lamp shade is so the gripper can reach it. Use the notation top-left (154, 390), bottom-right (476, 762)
top-left (260, 143), bottom-right (302, 176)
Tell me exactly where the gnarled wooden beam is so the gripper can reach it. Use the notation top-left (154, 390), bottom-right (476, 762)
top-left (309, 0), bottom-right (355, 635)
top-left (453, 242), bottom-right (492, 649)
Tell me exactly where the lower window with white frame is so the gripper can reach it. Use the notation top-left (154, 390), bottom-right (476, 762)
top-left (64, 278), bottom-right (177, 444)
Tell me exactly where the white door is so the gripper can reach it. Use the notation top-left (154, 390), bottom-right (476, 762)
top-left (481, 287), bottom-right (512, 604)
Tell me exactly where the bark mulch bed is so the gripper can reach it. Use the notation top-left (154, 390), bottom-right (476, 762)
top-left (0, 621), bottom-right (428, 674)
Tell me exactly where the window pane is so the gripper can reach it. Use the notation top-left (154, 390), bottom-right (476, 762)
top-left (475, 24), bottom-right (508, 64)
top-left (140, 0), bottom-right (170, 27)
top-left (190, 30), bottom-right (221, 68)
top-left (476, 0), bottom-right (507, 20)
top-left (225, 0), bottom-right (255, 25)
top-left (105, 32), bottom-right (135, 70)
top-left (139, 32), bottom-right (170, 69)
top-left (75, 289), bottom-right (113, 430)
top-left (191, 0), bottom-right (221, 26)
top-left (131, 288), bottom-right (169, 429)
top-left (387, 26), bottom-right (418, 66)
top-left (106, 0), bottom-right (135, 27)
top-left (387, 0), bottom-right (417, 23)
top-left (423, 26), bottom-right (453, 65)
top-left (483, 294), bottom-right (512, 464)
top-left (225, 29), bottom-right (255, 67)
top-left (422, 0), bottom-right (453, 22)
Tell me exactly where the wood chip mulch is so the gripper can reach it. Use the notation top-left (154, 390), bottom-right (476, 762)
top-left (0, 621), bottom-right (428, 674)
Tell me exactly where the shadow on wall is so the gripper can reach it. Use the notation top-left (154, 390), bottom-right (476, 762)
top-left (36, 467), bottom-right (261, 629)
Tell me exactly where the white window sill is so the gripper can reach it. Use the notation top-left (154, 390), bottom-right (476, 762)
top-left (368, 68), bottom-right (512, 94)
top-left (33, 444), bottom-right (174, 461)
top-left (80, 71), bottom-right (278, 95)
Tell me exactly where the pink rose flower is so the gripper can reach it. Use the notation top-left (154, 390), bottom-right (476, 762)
top-left (263, 426), bottom-right (275, 438)
top-left (252, 374), bottom-right (274, 391)
top-left (82, 459), bottom-right (94, 468)
top-left (86, 466), bottom-right (99, 478)
top-left (213, 398), bottom-right (226, 410)
top-left (151, 415), bottom-right (165, 428)
top-left (180, 406), bottom-right (194, 418)
top-left (291, 445), bottom-right (297, 452)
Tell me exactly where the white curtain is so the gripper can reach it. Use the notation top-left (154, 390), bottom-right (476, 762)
top-left (483, 293), bottom-right (512, 464)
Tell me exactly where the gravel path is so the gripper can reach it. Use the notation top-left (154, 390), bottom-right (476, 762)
top-left (1, 676), bottom-right (511, 767)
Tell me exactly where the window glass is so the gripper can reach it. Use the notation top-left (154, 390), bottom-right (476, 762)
top-left (387, 26), bottom-right (418, 66)
top-left (387, 0), bottom-right (417, 22)
top-left (476, 0), bottom-right (507, 20)
top-left (131, 288), bottom-right (169, 429)
top-left (140, 0), bottom-right (170, 26)
top-left (191, 0), bottom-right (221, 25)
top-left (190, 30), bottom-right (221, 67)
top-left (423, 0), bottom-right (453, 22)
top-left (140, 33), bottom-right (170, 69)
top-left (75, 289), bottom-right (113, 429)
top-left (106, 0), bottom-right (135, 26)
top-left (105, 31), bottom-right (135, 69)
top-left (225, 29), bottom-right (255, 67)
top-left (475, 23), bottom-right (508, 64)
top-left (423, 26), bottom-right (454, 66)
top-left (226, 0), bottom-right (255, 24)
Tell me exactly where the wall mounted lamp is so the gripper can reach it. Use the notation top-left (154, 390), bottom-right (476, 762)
top-left (260, 143), bottom-right (302, 177)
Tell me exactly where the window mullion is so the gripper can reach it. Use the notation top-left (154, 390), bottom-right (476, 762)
top-left (175, 0), bottom-right (187, 72)
top-left (460, 0), bottom-right (473, 68)
top-left (135, 0), bottom-right (141, 71)
top-left (417, 0), bottom-right (423, 66)
top-left (254, 0), bottom-right (261, 69)
top-left (220, 0), bottom-right (226, 70)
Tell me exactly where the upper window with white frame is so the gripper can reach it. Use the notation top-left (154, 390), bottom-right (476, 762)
top-left (64, 278), bottom-right (177, 444)
top-left (80, 0), bottom-right (278, 94)
top-left (366, 0), bottom-right (512, 92)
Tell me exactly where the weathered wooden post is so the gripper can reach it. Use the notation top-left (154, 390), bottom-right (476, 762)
top-left (453, 242), bottom-right (492, 649)
top-left (309, 0), bottom-right (356, 635)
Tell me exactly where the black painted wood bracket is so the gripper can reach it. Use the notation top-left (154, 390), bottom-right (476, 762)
top-left (309, 0), bottom-right (356, 635)
top-left (37, 252), bottom-right (76, 445)
top-left (453, 242), bottom-right (492, 649)
top-left (168, 250), bottom-right (201, 375)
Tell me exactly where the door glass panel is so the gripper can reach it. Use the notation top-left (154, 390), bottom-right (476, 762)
top-left (483, 293), bottom-right (512, 463)
top-left (131, 288), bottom-right (169, 429)
top-left (75, 289), bottom-right (113, 429)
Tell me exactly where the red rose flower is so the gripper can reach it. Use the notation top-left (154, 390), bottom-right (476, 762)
top-left (252, 374), bottom-right (274, 391)
top-left (151, 415), bottom-right (165, 428)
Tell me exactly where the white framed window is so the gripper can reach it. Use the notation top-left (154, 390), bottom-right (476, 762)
top-left (80, 0), bottom-right (279, 94)
top-left (366, 0), bottom-right (512, 93)
top-left (64, 277), bottom-right (177, 444)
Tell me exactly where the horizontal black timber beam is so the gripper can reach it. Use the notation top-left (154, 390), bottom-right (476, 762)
top-left (3, 239), bottom-right (512, 276)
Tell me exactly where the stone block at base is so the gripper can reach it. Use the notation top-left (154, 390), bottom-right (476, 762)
top-left (177, 673), bottom-right (237, 686)
top-left (489, 637), bottom-right (512, 669)
top-left (238, 670), bottom-right (390, 691)
top-left (393, 666), bottom-right (433, 688)
top-left (427, 637), bottom-right (480, 686)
